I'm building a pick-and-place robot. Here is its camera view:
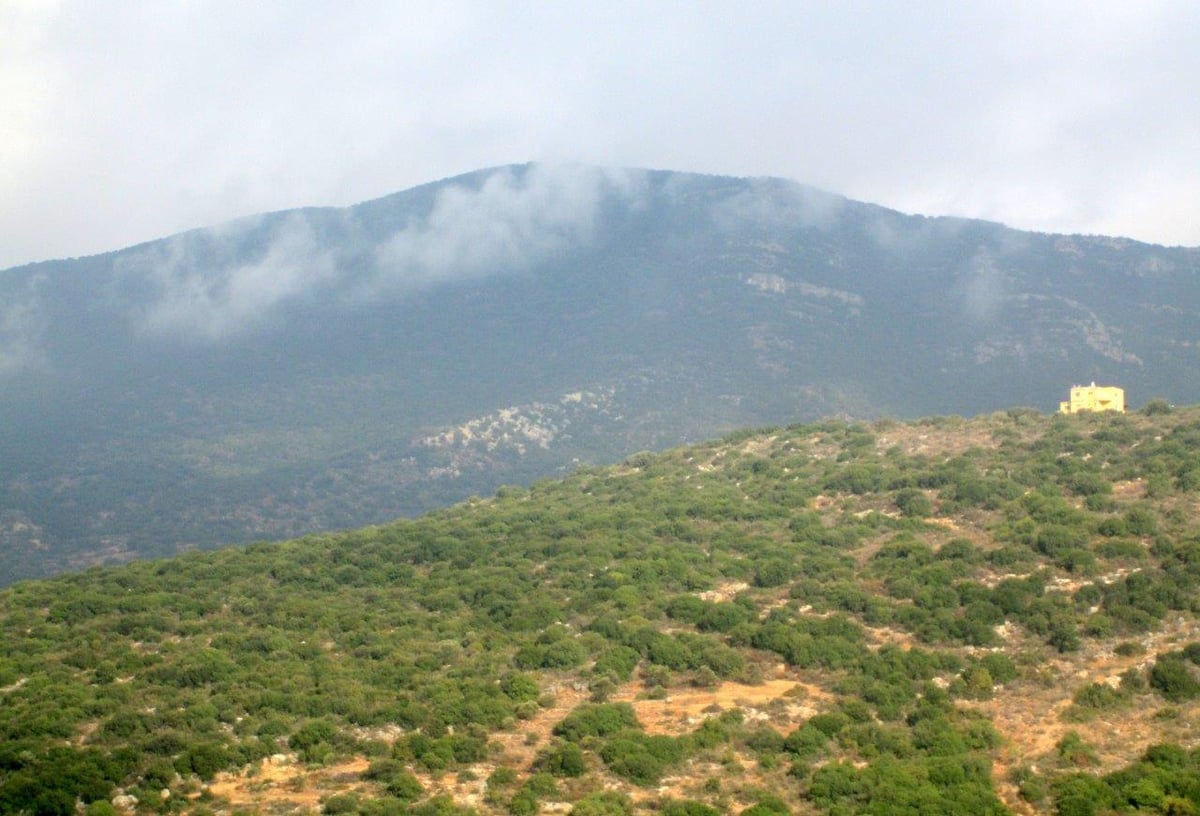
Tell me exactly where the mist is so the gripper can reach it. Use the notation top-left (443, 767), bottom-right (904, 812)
top-left (710, 178), bottom-right (845, 233)
top-left (99, 164), bottom-right (647, 344)
top-left (960, 249), bottom-right (1006, 325)
top-left (119, 213), bottom-right (339, 342)
top-left (0, 283), bottom-right (44, 377)
top-left (371, 164), bottom-right (643, 293)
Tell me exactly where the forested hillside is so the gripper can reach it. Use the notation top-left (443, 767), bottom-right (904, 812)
top-left (4, 404), bottom-right (1200, 814)
top-left (3, 164), bottom-right (1200, 582)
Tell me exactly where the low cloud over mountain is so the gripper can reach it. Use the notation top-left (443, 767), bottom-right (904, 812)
top-left (0, 165), bottom-right (1197, 581)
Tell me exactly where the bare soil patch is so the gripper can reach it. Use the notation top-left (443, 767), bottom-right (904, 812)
top-left (979, 614), bottom-right (1200, 812)
top-left (697, 581), bottom-right (749, 603)
top-left (204, 675), bottom-right (830, 815)
top-left (874, 421), bottom-right (1002, 458)
top-left (622, 678), bottom-right (826, 736)
top-left (205, 754), bottom-right (369, 813)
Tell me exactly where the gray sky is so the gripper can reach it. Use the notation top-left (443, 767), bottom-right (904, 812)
top-left (2, 0), bottom-right (1197, 269)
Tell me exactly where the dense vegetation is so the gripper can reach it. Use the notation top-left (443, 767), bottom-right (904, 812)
top-left (5, 165), bottom-right (1200, 583)
top-left (3, 405), bottom-right (1200, 814)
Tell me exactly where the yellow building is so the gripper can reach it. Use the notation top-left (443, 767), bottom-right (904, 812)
top-left (1059, 383), bottom-right (1125, 414)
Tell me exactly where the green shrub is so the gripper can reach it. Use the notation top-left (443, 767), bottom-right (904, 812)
top-left (598, 733), bottom-right (687, 785)
top-left (1142, 743), bottom-right (1189, 769)
top-left (410, 795), bottom-right (475, 816)
top-left (895, 489), bottom-right (934, 518)
top-left (783, 723), bottom-right (830, 758)
top-left (936, 539), bottom-right (979, 562)
top-left (1125, 508), bottom-right (1158, 536)
top-left (1063, 682), bottom-right (1130, 721)
top-left (660, 800), bottom-right (720, 816)
top-left (1114, 641), bottom-right (1145, 657)
top-left (1149, 656), bottom-right (1200, 702)
top-left (321, 793), bottom-right (360, 815)
top-left (1056, 732), bottom-right (1099, 767)
top-left (177, 742), bottom-right (232, 780)
top-left (290, 719), bottom-right (339, 762)
top-left (569, 791), bottom-right (632, 816)
top-left (499, 673), bottom-right (540, 702)
top-left (957, 665), bottom-right (994, 700)
top-left (384, 770), bottom-right (423, 802)
top-left (1050, 773), bottom-right (1112, 816)
top-left (524, 773), bottom-right (558, 796)
top-left (552, 703), bottom-right (639, 741)
top-left (533, 741), bottom-right (586, 777)
top-left (592, 646), bottom-right (640, 681)
top-left (978, 653), bottom-right (1018, 685)
top-left (514, 639), bottom-right (587, 670)
top-left (743, 726), bottom-right (785, 755)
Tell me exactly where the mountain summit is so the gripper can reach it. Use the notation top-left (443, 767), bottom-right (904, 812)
top-left (1, 164), bottom-right (1197, 580)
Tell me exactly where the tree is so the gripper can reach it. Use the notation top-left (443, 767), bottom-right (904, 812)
top-left (895, 488), bottom-right (934, 518)
top-left (1150, 656), bottom-right (1200, 702)
top-left (552, 704), bottom-right (639, 741)
top-left (533, 742), bottom-right (586, 777)
top-left (570, 791), bottom-right (632, 816)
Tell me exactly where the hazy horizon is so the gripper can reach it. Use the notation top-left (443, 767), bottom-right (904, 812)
top-left (2, 2), bottom-right (1197, 269)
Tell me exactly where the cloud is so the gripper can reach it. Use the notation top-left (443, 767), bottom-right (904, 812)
top-left (959, 249), bottom-right (1006, 324)
top-left (113, 164), bottom-right (643, 341)
top-left (709, 178), bottom-right (845, 233)
top-left (119, 212), bottom-right (337, 341)
top-left (3, 4), bottom-right (1199, 270)
top-left (370, 163), bottom-right (642, 291)
top-left (0, 277), bottom-right (45, 376)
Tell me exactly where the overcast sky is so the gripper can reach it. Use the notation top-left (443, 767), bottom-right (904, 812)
top-left (2, 1), bottom-right (1197, 269)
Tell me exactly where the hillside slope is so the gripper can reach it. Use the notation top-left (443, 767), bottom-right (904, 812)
top-left (2, 164), bottom-right (1199, 581)
top-left (4, 405), bottom-right (1200, 814)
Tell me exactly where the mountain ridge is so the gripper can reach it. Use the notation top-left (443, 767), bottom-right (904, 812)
top-left (9, 164), bottom-right (1196, 280)
top-left (2, 164), bottom-right (1199, 581)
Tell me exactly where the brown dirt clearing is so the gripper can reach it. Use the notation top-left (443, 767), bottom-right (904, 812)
top-left (205, 755), bottom-right (369, 812)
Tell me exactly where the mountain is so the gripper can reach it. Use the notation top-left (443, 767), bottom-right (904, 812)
top-left (3, 406), bottom-right (1200, 815)
top-left (2, 164), bottom-right (1199, 582)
